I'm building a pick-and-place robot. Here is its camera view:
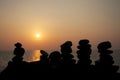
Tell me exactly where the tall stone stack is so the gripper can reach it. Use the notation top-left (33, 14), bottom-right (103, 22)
top-left (0, 42), bottom-right (27, 80)
top-left (12, 42), bottom-right (25, 63)
top-left (76, 39), bottom-right (92, 72)
top-left (95, 41), bottom-right (119, 73)
top-left (60, 41), bottom-right (76, 72)
top-left (60, 41), bottom-right (76, 65)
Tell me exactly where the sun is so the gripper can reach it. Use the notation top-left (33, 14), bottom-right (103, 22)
top-left (36, 33), bottom-right (41, 38)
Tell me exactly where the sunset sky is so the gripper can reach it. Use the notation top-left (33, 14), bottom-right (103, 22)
top-left (0, 0), bottom-right (120, 51)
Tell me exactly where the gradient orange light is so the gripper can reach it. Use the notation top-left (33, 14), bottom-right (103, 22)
top-left (36, 33), bottom-right (41, 38)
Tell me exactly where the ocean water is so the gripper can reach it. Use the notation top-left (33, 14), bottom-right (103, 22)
top-left (0, 50), bottom-right (120, 73)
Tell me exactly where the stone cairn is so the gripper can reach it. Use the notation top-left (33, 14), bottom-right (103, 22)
top-left (49, 51), bottom-right (61, 70)
top-left (76, 39), bottom-right (93, 72)
top-left (95, 41), bottom-right (119, 73)
top-left (60, 41), bottom-right (76, 71)
top-left (4, 42), bottom-right (27, 79)
top-left (12, 42), bottom-right (25, 63)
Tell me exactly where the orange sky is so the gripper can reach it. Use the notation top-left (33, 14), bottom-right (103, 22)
top-left (0, 0), bottom-right (120, 51)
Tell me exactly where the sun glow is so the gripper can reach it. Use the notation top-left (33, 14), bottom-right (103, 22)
top-left (36, 33), bottom-right (41, 38)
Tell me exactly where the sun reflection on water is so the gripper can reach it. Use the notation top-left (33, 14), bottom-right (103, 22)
top-left (31, 50), bottom-right (41, 61)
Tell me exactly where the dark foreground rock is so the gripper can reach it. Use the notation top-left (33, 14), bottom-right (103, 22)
top-left (0, 41), bottom-right (120, 80)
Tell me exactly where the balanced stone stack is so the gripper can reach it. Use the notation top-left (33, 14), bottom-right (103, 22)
top-left (60, 41), bottom-right (76, 71)
top-left (12, 42), bottom-right (25, 63)
top-left (95, 41), bottom-right (119, 73)
top-left (76, 39), bottom-right (92, 72)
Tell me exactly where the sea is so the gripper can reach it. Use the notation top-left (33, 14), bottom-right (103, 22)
top-left (0, 50), bottom-right (120, 73)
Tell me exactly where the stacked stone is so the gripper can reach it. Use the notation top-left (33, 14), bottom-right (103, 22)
top-left (49, 51), bottom-right (61, 70)
top-left (60, 41), bottom-right (75, 64)
top-left (40, 50), bottom-right (49, 63)
top-left (95, 41), bottom-right (119, 73)
top-left (60, 41), bottom-right (76, 69)
top-left (77, 39), bottom-right (92, 66)
top-left (12, 42), bottom-right (25, 63)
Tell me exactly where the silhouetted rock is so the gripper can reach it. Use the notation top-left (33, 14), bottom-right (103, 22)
top-left (95, 41), bottom-right (119, 73)
top-left (0, 42), bottom-right (29, 80)
top-left (40, 50), bottom-right (49, 65)
top-left (60, 41), bottom-right (76, 72)
top-left (0, 41), bottom-right (120, 80)
top-left (14, 42), bottom-right (25, 57)
top-left (76, 39), bottom-right (94, 73)
top-left (11, 42), bottom-right (25, 63)
top-left (38, 50), bottom-right (49, 72)
top-left (49, 51), bottom-right (61, 72)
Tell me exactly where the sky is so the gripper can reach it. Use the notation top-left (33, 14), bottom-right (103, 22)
top-left (0, 0), bottom-right (120, 51)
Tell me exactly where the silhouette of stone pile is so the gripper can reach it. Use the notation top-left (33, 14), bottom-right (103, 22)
top-left (76, 39), bottom-right (93, 72)
top-left (60, 41), bottom-right (76, 65)
top-left (95, 41), bottom-right (119, 73)
top-left (39, 50), bottom-right (49, 65)
top-left (49, 51), bottom-right (61, 71)
top-left (60, 41), bottom-right (76, 71)
top-left (12, 42), bottom-right (25, 63)
top-left (0, 42), bottom-right (29, 80)
top-left (0, 40), bottom-right (120, 80)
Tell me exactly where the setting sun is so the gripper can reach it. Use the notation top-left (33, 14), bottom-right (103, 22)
top-left (36, 33), bottom-right (41, 38)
